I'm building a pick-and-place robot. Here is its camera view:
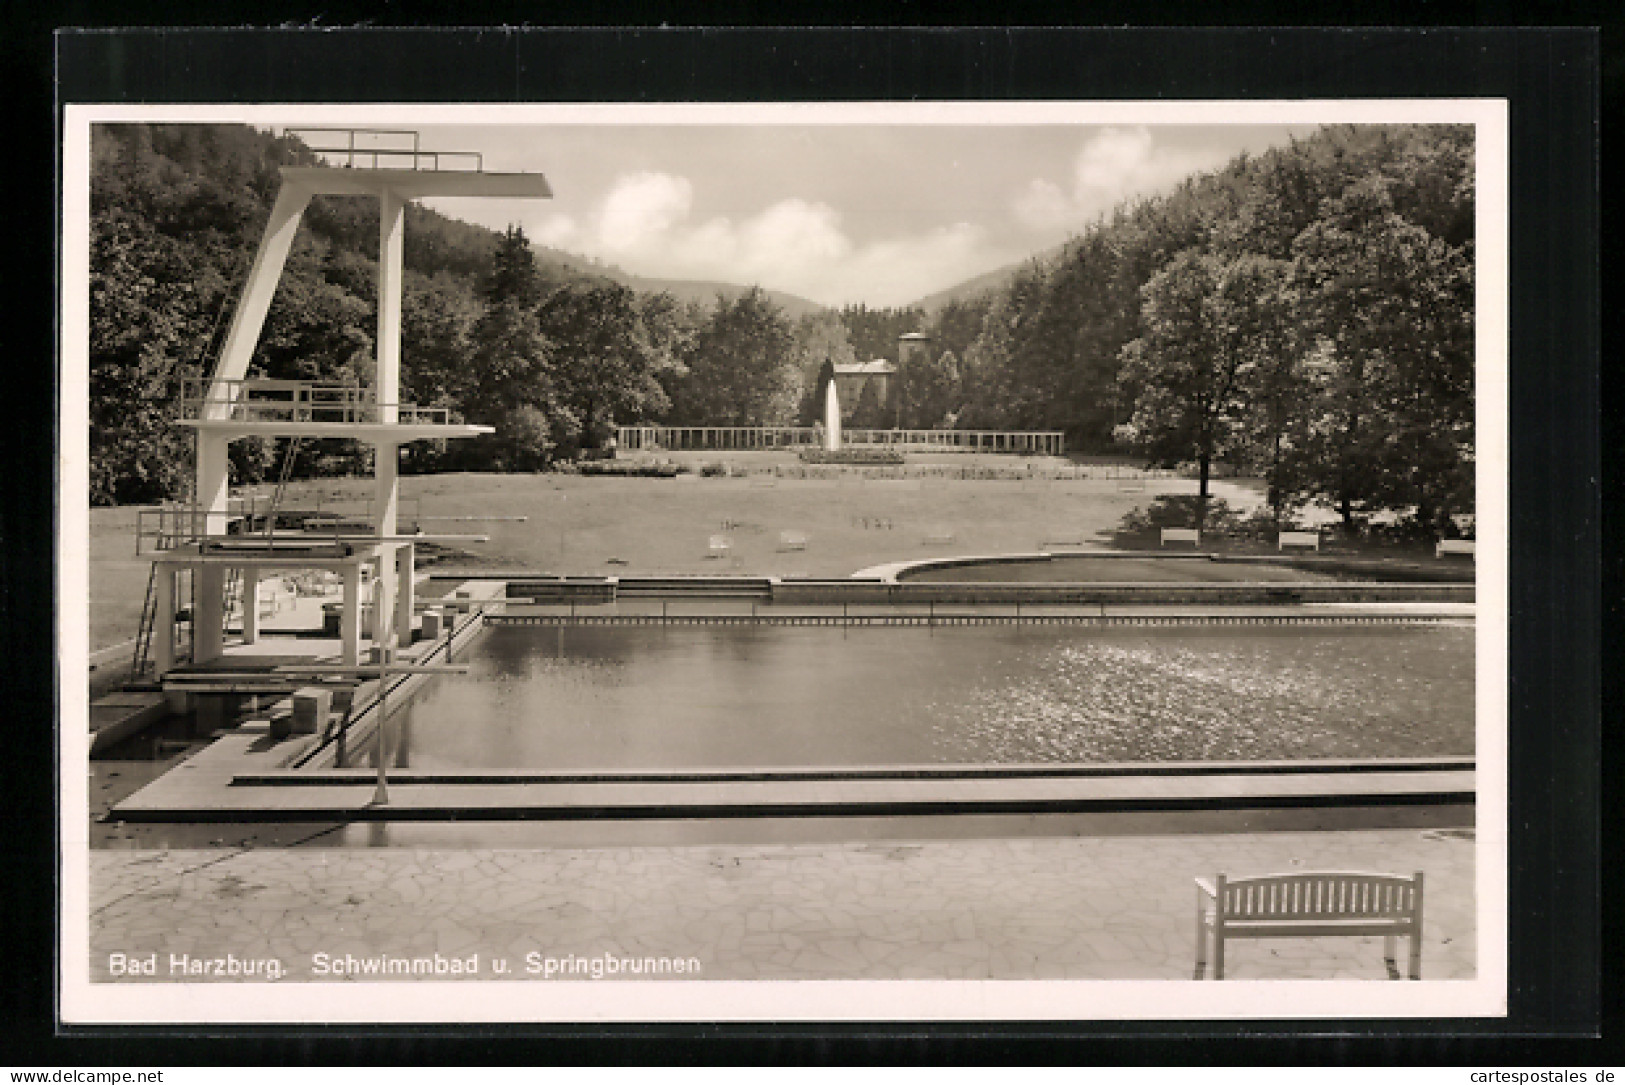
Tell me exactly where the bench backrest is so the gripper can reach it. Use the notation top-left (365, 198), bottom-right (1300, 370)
top-left (1161, 528), bottom-right (1200, 544)
top-left (1217, 872), bottom-right (1421, 922)
top-left (1278, 531), bottom-right (1319, 548)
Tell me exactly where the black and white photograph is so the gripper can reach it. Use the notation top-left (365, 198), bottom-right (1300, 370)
top-left (58, 96), bottom-right (1508, 1024)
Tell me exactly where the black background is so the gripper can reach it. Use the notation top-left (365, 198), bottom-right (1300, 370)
top-left (5, 20), bottom-right (1610, 1067)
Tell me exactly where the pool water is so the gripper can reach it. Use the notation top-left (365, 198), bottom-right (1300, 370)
top-left (373, 624), bottom-right (1475, 771)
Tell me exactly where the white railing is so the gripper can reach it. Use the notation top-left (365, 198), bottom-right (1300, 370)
top-left (281, 127), bottom-right (484, 173)
top-left (135, 500), bottom-right (351, 556)
top-left (616, 425), bottom-right (1066, 455)
top-left (180, 378), bottom-right (452, 426)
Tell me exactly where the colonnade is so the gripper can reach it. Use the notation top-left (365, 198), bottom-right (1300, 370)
top-left (616, 425), bottom-right (1066, 455)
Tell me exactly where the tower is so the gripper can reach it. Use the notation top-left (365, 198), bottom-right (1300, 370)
top-left (141, 130), bottom-right (553, 676)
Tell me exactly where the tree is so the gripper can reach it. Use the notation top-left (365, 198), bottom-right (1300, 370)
top-left (485, 224), bottom-right (541, 305)
top-left (460, 226), bottom-right (561, 470)
top-left (838, 304), bottom-right (924, 368)
top-left (670, 288), bottom-right (796, 425)
top-left (804, 358), bottom-right (838, 427)
top-left (925, 296), bottom-right (992, 377)
top-left (1291, 175), bottom-right (1474, 534)
top-left (399, 274), bottom-right (483, 472)
top-left (1117, 250), bottom-right (1289, 528)
top-left (464, 297), bottom-right (558, 470)
top-left (957, 260), bottom-right (1050, 429)
top-left (895, 348), bottom-right (960, 429)
top-left (537, 281), bottom-right (672, 453)
top-left (88, 212), bottom-right (203, 503)
top-left (790, 311), bottom-right (858, 424)
top-left (848, 377), bottom-right (885, 429)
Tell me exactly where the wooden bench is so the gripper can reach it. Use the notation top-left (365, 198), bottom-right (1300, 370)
top-left (1278, 530), bottom-right (1321, 552)
top-left (707, 535), bottom-right (732, 558)
top-left (1160, 527), bottom-right (1201, 548)
top-left (1436, 540), bottom-right (1475, 559)
top-left (1195, 871), bottom-right (1424, 980)
top-left (777, 530), bottom-right (808, 552)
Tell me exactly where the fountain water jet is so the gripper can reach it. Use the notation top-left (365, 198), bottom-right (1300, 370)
top-left (824, 377), bottom-right (842, 451)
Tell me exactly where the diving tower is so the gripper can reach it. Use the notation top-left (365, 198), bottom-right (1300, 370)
top-left (140, 131), bottom-right (552, 679)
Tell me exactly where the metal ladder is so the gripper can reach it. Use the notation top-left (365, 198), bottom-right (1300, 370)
top-left (222, 568), bottom-right (243, 625)
top-left (130, 566), bottom-right (194, 681)
top-left (262, 436), bottom-right (305, 541)
top-left (131, 564), bottom-right (160, 679)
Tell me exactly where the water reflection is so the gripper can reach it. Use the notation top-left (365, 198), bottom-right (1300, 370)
top-left (383, 624), bottom-right (1474, 771)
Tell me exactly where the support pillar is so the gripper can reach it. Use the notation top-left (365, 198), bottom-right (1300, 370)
top-left (341, 564), bottom-right (362, 667)
top-left (396, 543), bottom-right (415, 646)
top-left (373, 547), bottom-right (396, 653)
top-left (192, 427), bottom-right (231, 664)
top-left (377, 188), bottom-right (405, 427)
top-left (196, 432), bottom-right (232, 533)
top-left (375, 441), bottom-right (399, 539)
top-left (195, 566), bottom-right (225, 663)
top-left (209, 182), bottom-right (314, 387)
top-left (242, 566), bottom-right (262, 644)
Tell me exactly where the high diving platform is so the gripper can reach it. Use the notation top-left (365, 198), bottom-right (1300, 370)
top-left (133, 129), bottom-right (551, 679)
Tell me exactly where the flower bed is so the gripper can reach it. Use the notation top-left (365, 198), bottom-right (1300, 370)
top-left (574, 460), bottom-right (683, 478)
top-left (797, 448), bottom-right (906, 465)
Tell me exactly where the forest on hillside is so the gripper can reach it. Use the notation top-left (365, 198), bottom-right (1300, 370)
top-left (89, 123), bottom-right (1473, 536)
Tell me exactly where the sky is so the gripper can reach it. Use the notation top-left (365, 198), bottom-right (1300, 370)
top-left (329, 121), bottom-right (1321, 308)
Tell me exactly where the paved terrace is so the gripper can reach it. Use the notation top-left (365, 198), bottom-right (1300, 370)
top-left (89, 827), bottom-right (1476, 982)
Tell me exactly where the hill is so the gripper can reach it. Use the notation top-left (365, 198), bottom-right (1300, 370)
top-left (907, 242), bottom-right (1068, 312)
top-left (534, 246), bottom-right (827, 319)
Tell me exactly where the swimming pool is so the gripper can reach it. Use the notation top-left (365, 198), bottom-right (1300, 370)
top-left (363, 623), bottom-right (1475, 772)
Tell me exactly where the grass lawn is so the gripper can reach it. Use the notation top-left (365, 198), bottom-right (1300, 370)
top-left (87, 461), bottom-right (1259, 651)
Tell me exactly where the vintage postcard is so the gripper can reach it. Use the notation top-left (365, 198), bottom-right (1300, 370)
top-left (59, 99), bottom-right (1508, 1024)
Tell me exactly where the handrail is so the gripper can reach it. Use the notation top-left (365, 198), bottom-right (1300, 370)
top-left (180, 378), bottom-right (453, 426)
top-left (281, 127), bottom-right (484, 173)
top-left (135, 502), bottom-right (349, 556)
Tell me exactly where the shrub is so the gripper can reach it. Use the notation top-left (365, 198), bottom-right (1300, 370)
top-left (700, 461), bottom-right (730, 477)
top-left (575, 460), bottom-right (681, 478)
top-left (1117, 494), bottom-right (1242, 535)
top-left (1229, 508), bottom-right (1313, 543)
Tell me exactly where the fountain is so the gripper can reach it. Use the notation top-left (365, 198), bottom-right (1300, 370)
top-left (824, 376), bottom-right (842, 451)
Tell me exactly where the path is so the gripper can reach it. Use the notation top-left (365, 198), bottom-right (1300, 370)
top-left (89, 828), bottom-right (1476, 983)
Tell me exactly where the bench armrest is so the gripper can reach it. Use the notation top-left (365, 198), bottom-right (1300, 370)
top-left (1194, 877), bottom-right (1216, 899)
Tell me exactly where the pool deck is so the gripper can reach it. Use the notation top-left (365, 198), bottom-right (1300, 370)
top-left (87, 827), bottom-right (1478, 983)
top-left (111, 745), bottom-right (1476, 822)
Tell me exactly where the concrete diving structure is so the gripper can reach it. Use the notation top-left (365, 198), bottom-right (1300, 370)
top-left (142, 133), bottom-right (553, 678)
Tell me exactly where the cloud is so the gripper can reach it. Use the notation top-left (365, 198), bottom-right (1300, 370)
top-left (1014, 126), bottom-right (1231, 231)
top-left (596, 171), bottom-right (694, 252)
top-left (534, 170), bottom-right (996, 307)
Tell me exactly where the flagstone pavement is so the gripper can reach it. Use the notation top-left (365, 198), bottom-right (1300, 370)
top-left (88, 828), bottom-right (1476, 982)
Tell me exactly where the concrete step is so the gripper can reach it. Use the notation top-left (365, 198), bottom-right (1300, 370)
top-left (89, 691), bottom-right (171, 753)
